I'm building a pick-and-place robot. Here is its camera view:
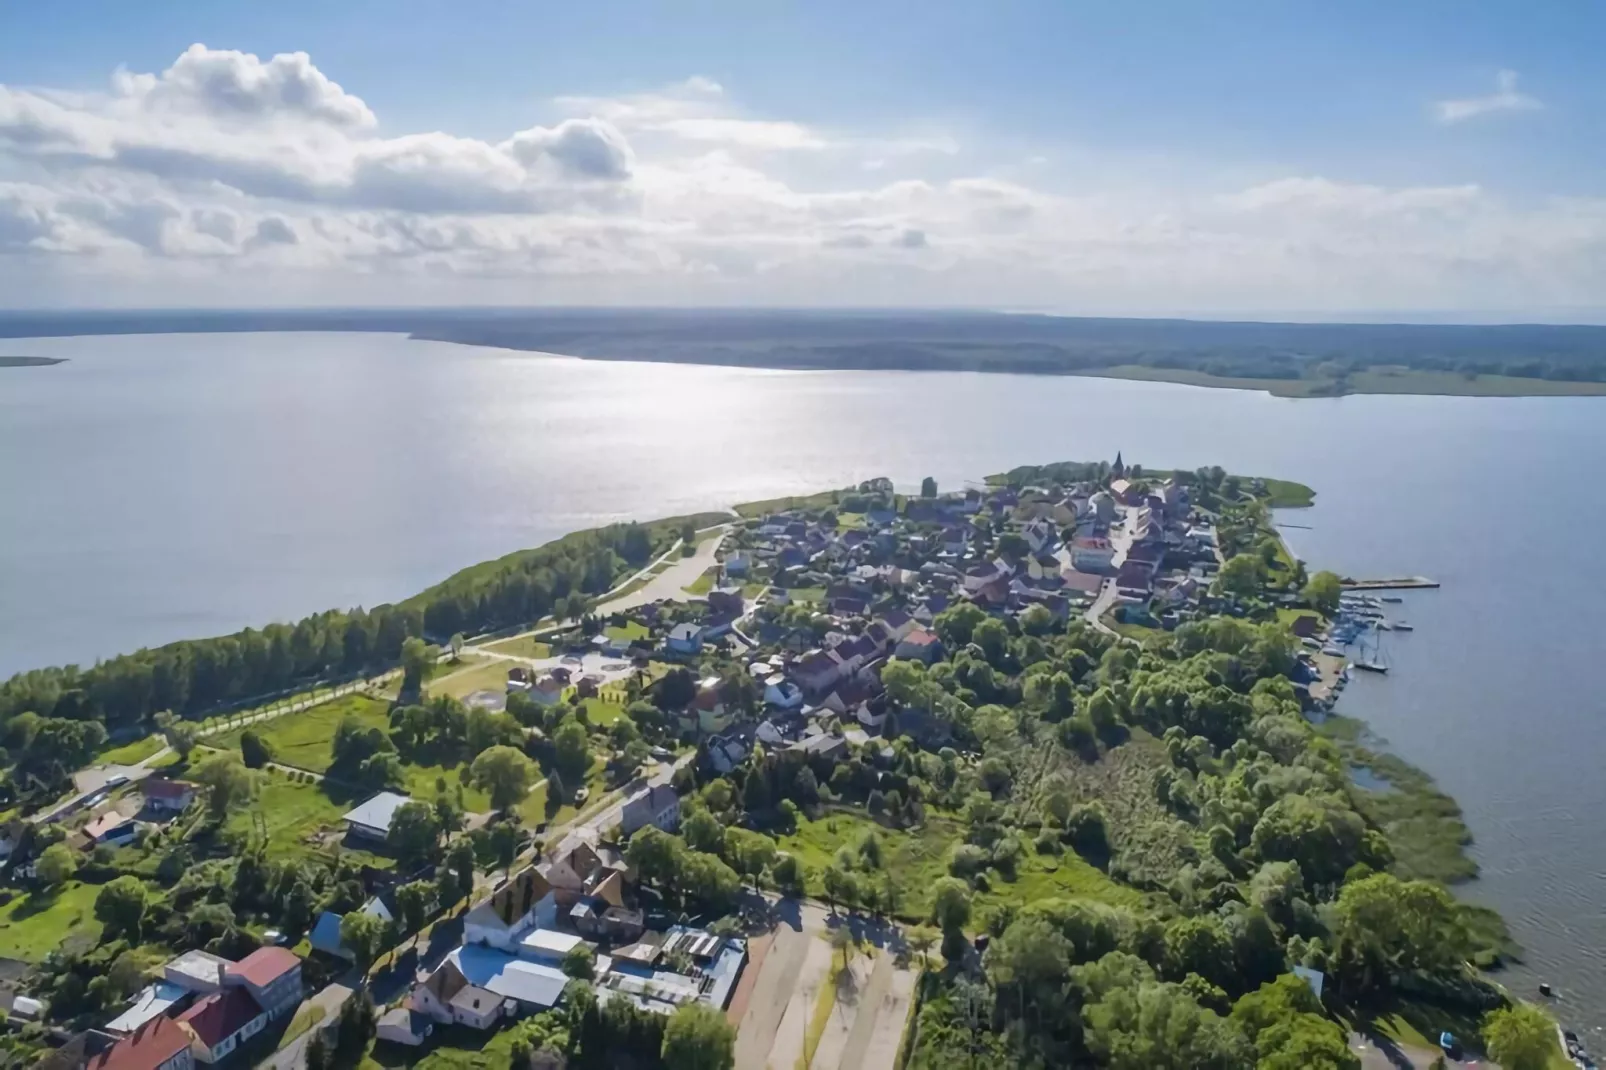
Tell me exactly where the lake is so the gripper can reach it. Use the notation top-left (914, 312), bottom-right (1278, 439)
top-left (4, 330), bottom-right (1606, 1031)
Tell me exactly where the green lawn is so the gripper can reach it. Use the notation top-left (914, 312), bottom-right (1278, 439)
top-left (99, 734), bottom-right (165, 766)
top-left (518, 756), bottom-right (609, 830)
top-left (227, 773), bottom-right (362, 859)
top-left (1260, 478), bottom-right (1316, 509)
top-left (603, 621), bottom-right (649, 642)
top-left (480, 635), bottom-right (552, 660)
top-left (735, 490), bottom-right (842, 518)
top-left (428, 660), bottom-right (513, 701)
top-left (780, 809), bottom-right (1138, 923)
top-left (0, 881), bottom-right (105, 960)
top-left (215, 693), bottom-right (390, 774)
top-left (788, 586), bottom-right (827, 604)
top-left (370, 1024), bottom-right (524, 1070)
top-left (579, 696), bottom-right (626, 726)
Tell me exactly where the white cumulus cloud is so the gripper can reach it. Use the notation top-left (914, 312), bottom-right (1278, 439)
top-left (1433, 69), bottom-right (1542, 124)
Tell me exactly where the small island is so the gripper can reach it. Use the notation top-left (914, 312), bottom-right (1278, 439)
top-left (0, 355), bottom-right (65, 368)
top-left (0, 458), bottom-right (1569, 1070)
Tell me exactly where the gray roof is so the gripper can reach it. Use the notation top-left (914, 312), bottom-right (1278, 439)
top-left (341, 791), bottom-right (413, 834)
top-left (450, 945), bottom-right (570, 1009)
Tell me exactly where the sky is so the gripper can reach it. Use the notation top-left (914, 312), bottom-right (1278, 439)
top-left (1, 0), bottom-right (1603, 318)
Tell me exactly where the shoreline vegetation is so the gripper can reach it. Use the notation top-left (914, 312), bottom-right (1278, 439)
top-left (0, 356), bottom-right (65, 368)
top-left (6, 307), bottom-right (1606, 397)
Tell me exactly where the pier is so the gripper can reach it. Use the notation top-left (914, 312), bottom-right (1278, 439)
top-left (1340, 576), bottom-right (1439, 590)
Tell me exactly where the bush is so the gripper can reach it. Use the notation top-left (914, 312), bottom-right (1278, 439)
top-left (949, 844), bottom-right (991, 878)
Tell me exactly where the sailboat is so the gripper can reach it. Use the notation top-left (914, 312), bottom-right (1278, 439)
top-left (1353, 623), bottom-right (1390, 674)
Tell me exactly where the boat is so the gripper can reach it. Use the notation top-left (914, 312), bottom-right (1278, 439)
top-left (1381, 595), bottom-right (1403, 603)
top-left (1353, 623), bottom-right (1390, 674)
top-left (1392, 621), bottom-right (1413, 631)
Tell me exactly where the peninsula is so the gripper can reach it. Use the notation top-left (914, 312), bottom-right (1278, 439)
top-left (0, 460), bottom-right (1568, 1070)
top-left (6, 308), bottom-right (1606, 397)
top-left (0, 356), bottom-right (65, 368)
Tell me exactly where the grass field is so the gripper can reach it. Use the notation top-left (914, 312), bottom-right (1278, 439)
top-left (99, 735), bottom-right (165, 766)
top-left (579, 696), bottom-right (625, 726)
top-left (480, 636), bottom-right (552, 659)
top-left (369, 1023), bottom-right (524, 1070)
top-left (1261, 477), bottom-right (1317, 509)
top-left (735, 490), bottom-right (842, 518)
top-left (603, 620), bottom-right (649, 642)
top-left (0, 881), bottom-right (104, 960)
top-left (428, 660), bottom-right (513, 701)
top-left (518, 756), bottom-right (608, 829)
top-left (226, 773), bottom-right (365, 858)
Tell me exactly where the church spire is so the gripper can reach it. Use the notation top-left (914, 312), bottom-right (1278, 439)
top-left (1111, 451), bottom-right (1125, 478)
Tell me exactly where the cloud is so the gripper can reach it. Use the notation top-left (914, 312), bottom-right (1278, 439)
top-left (0, 47), bottom-right (1602, 315)
top-left (1433, 69), bottom-right (1542, 124)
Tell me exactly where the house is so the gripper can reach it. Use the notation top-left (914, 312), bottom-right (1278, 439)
top-left (788, 733), bottom-right (848, 762)
top-left (539, 840), bottom-right (608, 898)
top-left (507, 667), bottom-right (533, 691)
top-left (163, 950), bottom-right (233, 995)
top-left (87, 1016), bottom-right (196, 1070)
top-left (722, 552), bottom-right (750, 576)
top-left (410, 959), bottom-right (504, 1031)
top-left (1070, 536), bottom-right (1115, 572)
top-left (763, 675), bottom-right (803, 709)
top-left (176, 987), bottom-right (267, 1064)
top-left (464, 867), bottom-right (558, 951)
top-left (341, 791), bottom-right (413, 843)
top-left (962, 564), bottom-right (1003, 595)
top-left (704, 733), bottom-right (750, 775)
top-left (765, 586), bottom-right (790, 606)
top-left (1022, 518), bottom-right (1057, 554)
top-left (874, 610), bottom-right (917, 643)
top-left (516, 929), bottom-right (588, 968)
top-left (1115, 561), bottom-right (1154, 598)
top-left (225, 947), bottom-right (303, 1019)
top-left (83, 812), bottom-right (139, 847)
top-left (792, 651), bottom-right (842, 698)
top-left (106, 982), bottom-right (191, 1036)
top-left (894, 628), bottom-right (944, 664)
top-left (571, 898), bottom-right (646, 943)
top-left (1087, 490), bottom-right (1115, 524)
top-left (707, 588), bottom-right (744, 616)
top-left (1059, 567), bottom-right (1104, 600)
top-left (971, 575), bottom-right (1011, 608)
top-left (139, 779), bottom-right (196, 814)
top-left (620, 784), bottom-right (681, 837)
top-left (592, 634), bottom-right (629, 658)
top-left (308, 897), bottom-right (390, 962)
top-left (447, 945), bottom-right (569, 1014)
top-left (665, 623), bottom-right (704, 657)
top-left (376, 1007), bottom-right (434, 1048)
top-left (530, 675), bottom-right (566, 706)
top-left (690, 677), bottom-right (732, 734)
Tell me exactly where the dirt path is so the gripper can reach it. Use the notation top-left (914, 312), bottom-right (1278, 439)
top-left (734, 924), bottom-right (809, 1070)
top-left (853, 959), bottom-right (916, 1070)
top-left (810, 954), bottom-right (876, 1070)
top-left (764, 934), bottom-right (835, 1070)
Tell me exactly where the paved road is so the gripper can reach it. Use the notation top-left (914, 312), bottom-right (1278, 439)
top-left (1081, 507), bottom-right (1138, 642)
top-left (1348, 1032), bottom-right (1500, 1069)
top-left (595, 526), bottom-right (731, 614)
top-left (262, 978), bottom-right (356, 1070)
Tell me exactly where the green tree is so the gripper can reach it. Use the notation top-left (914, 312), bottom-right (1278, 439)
top-left (400, 636), bottom-right (433, 691)
top-left (930, 876), bottom-right (973, 933)
top-left (154, 710), bottom-right (199, 761)
top-left (193, 753), bottom-right (255, 820)
top-left (772, 853), bottom-right (806, 896)
top-left (340, 910), bottom-right (388, 968)
top-left (94, 876), bottom-right (151, 942)
top-left (36, 842), bottom-right (77, 888)
top-left (1330, 872), bottom-right (1468, 994)
top-left (562, 944), bottom-right (597, 981)
top-left (661, 1001), bottom-right (735, 1070)
top-left (1231, 975), bottom-right (1358, 1070)
top-left (907, 924), bottom-right (939, 969)
top-left (448, 838), bottom-right (477, 905)
top-left (469, 745), bottom-right (537, 810)
top-left (1217, 554), bottom-right (1266, 600)
top-left (387, 801), bottom-right (442, 862)
top-left (1481, 1003), bottom-right (1559, 1070)
top-left (449, 632), bottom-right (465, 660)
top-left (1302, 571), bottom-right (1344, 615)
top-left (553, 718), bottom-right (592, 783)
top-left (394, 880), bottom-right (435, 937)
top-left (724, 827), bottom-right (778, 886)
top-left (238, 728), bottom-right (274, 769)
top-left (682, 807), bottom-right (725, 854)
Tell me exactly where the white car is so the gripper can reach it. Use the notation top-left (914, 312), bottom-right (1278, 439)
top-left (104, 774), bottom-right (130, 789)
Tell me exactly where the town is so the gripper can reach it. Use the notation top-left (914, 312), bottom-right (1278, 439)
top-left (0, 458), bottom-right (1565, 1070)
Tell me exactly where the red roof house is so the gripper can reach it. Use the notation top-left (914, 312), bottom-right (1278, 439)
top-left (86, 1016), bottom-right (194, 1070)
top-left (177, 987), bottom-right (267, 1061)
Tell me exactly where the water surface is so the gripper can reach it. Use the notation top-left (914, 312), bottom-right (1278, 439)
top-left (3, 331), bottom-right (1604, 1029)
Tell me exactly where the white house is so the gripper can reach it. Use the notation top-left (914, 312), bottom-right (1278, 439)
top-left (410, 959), bottom-right (504, 1031)
top-left (341, 791), bottom-right (413, 843)
top-left (464, 867), bottom-right (558, 951)
top-left (1070, 536), bottom-right (1116, 572)
top-left (619, 784), bottom-right (681, 837)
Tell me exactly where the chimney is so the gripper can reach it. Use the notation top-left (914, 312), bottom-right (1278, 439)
top-left (217, 961), bottom-right (228, 988)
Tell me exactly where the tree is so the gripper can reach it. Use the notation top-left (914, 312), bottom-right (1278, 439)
top-left (1302, 571), bottom-right (1344, 615)
top-left (193, 754), bottom-right (255, 820)
top-left (239, 728), bottom-right (274, 769)
top-left (830, 924), bottom-right (857, 969)
top-left (930, 876), bottom-right (973, 933)
top-left (553, 718), bottom-right (592, 784)
top-left (822, 865), bottom-right (859, 914)
top-left (448, 839), bottom-right (477, 905)
top-left (772, 853), bottom-right (806, 896)
top-left (304, 1033), bottom-right (329, 1070)
top-left (724, 827), bottom-right (778, 886)
top-left (340, 910), bottom-right (388, 968)
top-left (394, 880), bottom-right (435, 937)
top-left (661, 1001), bottom-right (735, 1070)
top-left (1231, 975), bottom-right (1358, 1070)
top-left (1482, 1003), bottom-right (1558, 1070)
top-left (470, 746), bottom-right (537, 810)
top-left (920, 476), bottom-right (938, 498)
top-left (1329, 872), bottom-right (1468, 994)
top-left (400, 636), bottom-right (433, 691)
top-left (387, 801), bottom-right (442, 862)
top-left (907, 924), bottom-right (939, 969)
top-left (1217, 554), bottom-right (1266, 600)
top-left (562, 944), bottom-right (597, 981)
top-left (449, 632), bottom-right (465, 660)
top-left (36, 842), bottom-right (77, 888)
top-left (682, 808), bottom-right (724, 855)
top-left (95, 876), bottom-right (150, 942)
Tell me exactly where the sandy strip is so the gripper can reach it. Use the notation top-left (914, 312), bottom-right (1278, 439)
top-left (851, 962), bottom-right (918, 1070)
top-left (811, 953), bottom-right (879, 1070)
top-left (765, 934), bottom-right (836, 1070)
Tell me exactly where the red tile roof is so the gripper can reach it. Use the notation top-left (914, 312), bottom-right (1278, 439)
top-left (86, 1016), bottom-right (191, 1070)
top-left (177, 986), bottom-right (264, 1047)
top-left (226, 946), bottom-right (301, 988)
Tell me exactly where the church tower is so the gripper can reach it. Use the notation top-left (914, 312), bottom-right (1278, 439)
top-left (1111, 451), bottom-right (1125, 479)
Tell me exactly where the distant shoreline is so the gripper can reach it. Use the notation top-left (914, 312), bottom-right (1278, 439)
top-left (0, 356), bottom-right (65, 368)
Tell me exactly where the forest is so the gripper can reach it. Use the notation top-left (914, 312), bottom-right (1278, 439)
top-left (0, 511), bottom-right (726, 794)
top-left (5, 308), bottom-right (1606, 386)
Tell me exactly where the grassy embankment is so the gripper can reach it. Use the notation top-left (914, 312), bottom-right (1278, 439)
top-left (0, 880), bottom-right (104, 961)
top-left (682, 568), bottom-right (719, 596)
top-left (1070, 363), bottom-right (1606, 399)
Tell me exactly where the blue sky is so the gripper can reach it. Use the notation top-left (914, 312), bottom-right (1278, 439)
top-left (1, 1), bottom-right (1602, 316)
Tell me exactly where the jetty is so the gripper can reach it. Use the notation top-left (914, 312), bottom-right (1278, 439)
top-left (1340, 576), bottom-right (1439, 591)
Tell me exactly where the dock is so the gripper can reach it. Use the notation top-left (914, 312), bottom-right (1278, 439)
top-left (1340, 576), bottom-right (1439, 590)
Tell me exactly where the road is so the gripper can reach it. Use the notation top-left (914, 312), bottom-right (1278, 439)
top-left (262, 977), bottom-right (356, 1070)
top-left (1081, 506), bottom-right (1138, 642)
top-left (594, 526), bottom-right (731, 614)
top-left (1348, 1031), bottom-right (1500, 1069)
